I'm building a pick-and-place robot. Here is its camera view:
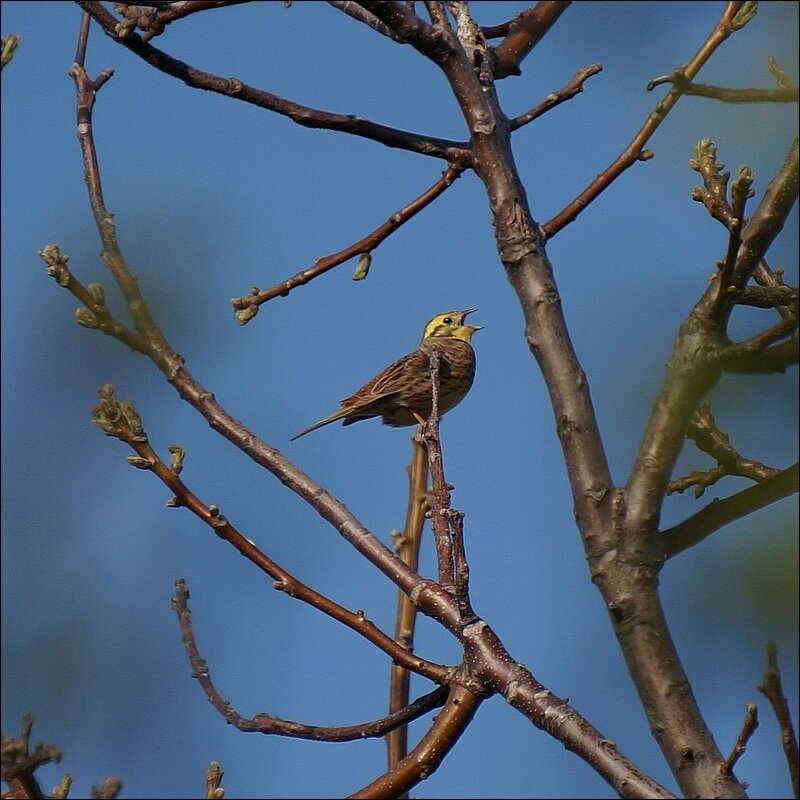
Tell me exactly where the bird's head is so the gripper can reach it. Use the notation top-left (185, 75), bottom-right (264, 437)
top-left (422, 309), bottom-right (483, 343)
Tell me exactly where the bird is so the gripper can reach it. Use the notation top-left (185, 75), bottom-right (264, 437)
top-left (291, 309), bottom-right (482, 440)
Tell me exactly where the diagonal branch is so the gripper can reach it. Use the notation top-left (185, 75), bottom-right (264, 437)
top-left (327, 0), bottom-right (404, 41)
top-left (172, 578), bottom-right (450, 741)
top-left (662, 462), bottom-right (799, 558)
top-left (350, 684), bottom-right (481, 798)
top-left (91, 385), bottom-right (451, 683)
top-left (229, 160), bottom-right (469, 323)
top-left (120, 0), bottom-right (252, 42)
top-left (543, 1), bottom-right (756, 237)
top-left (733, 137), bottom-right (799, 288)
top-left (76, 1), bottom-right (470, 160)
top-left (509, 63), bottom-right (602, 131)
top-left (491, 1), bottom-right (571, 79)
top-left (358, 0), bottom-right (451, 63)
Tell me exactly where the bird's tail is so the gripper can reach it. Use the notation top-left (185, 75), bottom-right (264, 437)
top-left (290, 408), bottom-right (348, 441)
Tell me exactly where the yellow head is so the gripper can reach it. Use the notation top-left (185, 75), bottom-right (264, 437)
top-left (421, 308), bottom-right (483, 343)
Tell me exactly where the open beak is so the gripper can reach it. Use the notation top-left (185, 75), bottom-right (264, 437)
top-left (461, 308), bottom-right (483, 332)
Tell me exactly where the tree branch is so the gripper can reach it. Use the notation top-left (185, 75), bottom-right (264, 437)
top-left (91, 385), bottom-right (451, 683)
top-left (491, 1), bottom-right (571, 79)
top-left (757, 643), bottom-right (800, 798)
top-left (662, 463), bottom-right (799, 558)
top-left (172, 579), bottom-right (450, 741)
top-left (387, 438), bottom-right (429, 769)
top-left (722, 704), bottom-right (759, 776)
top-left (509, 63), bottom-right (602, 131)
top-left (75, 1), bottom-right (470, 160)
top-left (351, 685), bottom-right (482, 798)
top-left (543, 1), bottom-right (756, 237)
top-left (327, 0), bottom-right (404, 41)
top-left (229, 160), bottom-right (468, 323)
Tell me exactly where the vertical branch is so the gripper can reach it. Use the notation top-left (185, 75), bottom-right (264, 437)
top-left (758, 643), bottom-right (800, 798)
top-left (423, 347), bottom-right (455, 590)
top-left (386, 438), bottom-right (429, 773)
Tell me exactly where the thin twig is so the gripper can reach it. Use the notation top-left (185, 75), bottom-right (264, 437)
top-left (509, 64), bottom-right (602, 131)
top-left (722, 704), bottom-right (759, 775)
top-left (387, 437), bottom-right (429, 771)
top-left (667, 403), bottom-right (781, 497)
top-left (172, 579), bottom-right (449, 741)
top-left (646, 69), bottom-right (797, 103)
top-left (91, 385), bottom-right (451, 684)
top-left (543, 1), bottom-right (754, 237)
top-left (662, 463), bottom-right (799, 558)
top-left (230, 161), bottom-right (468, 323)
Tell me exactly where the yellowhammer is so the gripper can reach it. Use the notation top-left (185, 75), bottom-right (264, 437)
top-left (291, 309), bottom-right (482, 440)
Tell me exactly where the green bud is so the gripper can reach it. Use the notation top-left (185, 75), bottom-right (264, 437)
top-left (235, 305), bottom-right (259, 325)
top-left (352, 252), bottom-right (372, 281)
top-left (167, 444), bottom-right (186, 474)
top-left (120, 399), bottom-right (147, 441)
top-left (74, 307), bottom-right (98, 328)
top-left (126, 455), bottom-right (152, 470)
top-left (88, 282), bottom-right (106, 306)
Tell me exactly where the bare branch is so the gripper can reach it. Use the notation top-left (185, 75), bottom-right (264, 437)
top-left (646, 54), bottom-right (798, 103)
top-left (91, 385), bottom-right (451, 683)
top-left (120, 0), bottom-right (252, 41)
top-left (662, 463), bottom-right (799, 558)
top-left (667, 402), bottom-right (782, 497)
top-left (230, 161), bottom-right (468, 323)
top-left (757, 643), bottom-right (800, 798)
top-left (722, 704), bottom-right (759, 776)
top-left (171, 579), bottom-right (449, 741)
top-left (359, 0), bottom-right (451, 62)
top-left (733, 137), bottom-right (799, 287)
top-left (387, 438), bottom-right (429, 768)
top-left (543, 1), bottom-right (755, 237)
top-left (76, 1), bottom-right (470, 160)
top-left (509, 63), bottom-right (602, 131)
top-left (351, 685), bottom-right (482, 798)
top-left (327, 0), bottom-right (404, 41)
top-left (37, 244), bottom-right (149, 354)
top-left (492, 1), bottom-right (571, 79)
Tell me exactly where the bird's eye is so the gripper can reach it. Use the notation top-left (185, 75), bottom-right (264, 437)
top-left (443, 317), bottom-right (453, 324)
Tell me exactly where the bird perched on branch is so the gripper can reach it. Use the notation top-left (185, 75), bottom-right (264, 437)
top-left (291, 309), bottom-right (482, 440)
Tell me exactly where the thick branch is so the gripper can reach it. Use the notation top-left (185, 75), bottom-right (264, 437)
top-left (492, 1), bottom-right (570, 79)
top-left (733, 137), bottom-right (799, 287)
top-left (351, 685), bottom-right (481, 799)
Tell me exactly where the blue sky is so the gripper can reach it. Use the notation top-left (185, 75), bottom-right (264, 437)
top-left (2, 2), bottom-right (798, 798)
